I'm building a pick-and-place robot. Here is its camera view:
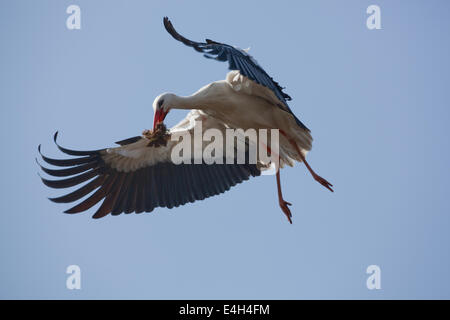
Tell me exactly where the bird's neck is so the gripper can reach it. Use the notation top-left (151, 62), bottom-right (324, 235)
top-left (170, 94), bottom-right (207, 111)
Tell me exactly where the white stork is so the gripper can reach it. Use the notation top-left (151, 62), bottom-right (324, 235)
top-left (38, 17), bottom-right (332, 223)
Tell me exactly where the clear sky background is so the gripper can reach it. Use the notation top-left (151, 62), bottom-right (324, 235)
top-left (1, 0), bottom-right (449, 299)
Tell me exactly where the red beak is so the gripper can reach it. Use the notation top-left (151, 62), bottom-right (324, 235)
top-left (153, 109), bottom-right (168, 130)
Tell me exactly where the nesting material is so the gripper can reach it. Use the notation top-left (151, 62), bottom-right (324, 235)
top-left (143, 123), bottom-right (171, 147)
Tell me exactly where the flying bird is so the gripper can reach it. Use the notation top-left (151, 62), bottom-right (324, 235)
top-left (37, 17), bottom-right (332, 223)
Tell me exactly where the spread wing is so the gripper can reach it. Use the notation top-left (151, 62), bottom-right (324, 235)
top-left (163, 16), bottom-right (309, 131)
top-left (38, 111), bottom-right (261, 219)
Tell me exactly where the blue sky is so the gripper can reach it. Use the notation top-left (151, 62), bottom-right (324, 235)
top-left (1, 0), bottom-right (449, 299)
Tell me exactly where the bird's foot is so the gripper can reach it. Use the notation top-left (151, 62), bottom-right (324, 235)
top-left (313, 173), bottom-right (334, 192)
top-left (279, 199), bottom-right (293, 224)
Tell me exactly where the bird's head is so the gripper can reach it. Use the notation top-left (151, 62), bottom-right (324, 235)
top-left (152, 93), bottom-right (174, 130)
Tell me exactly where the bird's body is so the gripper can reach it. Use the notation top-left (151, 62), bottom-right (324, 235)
top-left (159, 71), bottom-right (312, 167)
top-left (37, 17), bottom-right (332, 223)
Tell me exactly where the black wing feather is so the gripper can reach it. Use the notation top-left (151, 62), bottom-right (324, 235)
top-left (163, 17), bottom-right (308, 131)
top-left (38, 134), bottom-right (261, 219)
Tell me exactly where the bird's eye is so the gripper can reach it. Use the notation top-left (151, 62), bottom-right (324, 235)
top-left (158, 99), bottom-right (164, 108)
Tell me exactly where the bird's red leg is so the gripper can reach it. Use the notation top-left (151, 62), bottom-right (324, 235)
top-left (276, 167), bottom-right (293, 224)
top-left (263, 143), bottom-right (293, 224)
top-left (280, 130), bottom-right (333, 192)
